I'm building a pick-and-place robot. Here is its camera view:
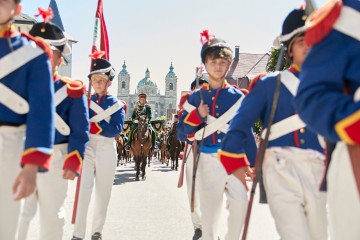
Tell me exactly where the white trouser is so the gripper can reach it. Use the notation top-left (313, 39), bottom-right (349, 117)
top-left (198, 152), bottom-right (248, 240)
top-left (0, 125), bottom-right (26, 240)
top-left (263, 147), bottom-right (327, 240)
top-left (73, 134), bottom-right (117, 238)
top-left (328, 142), bottom-right (360, 240)
top-left (17, 143), bottom-right (69, 240)
top-left (184, 144), bottom-right (201, 229)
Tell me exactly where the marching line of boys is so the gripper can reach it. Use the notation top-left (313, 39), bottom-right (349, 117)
top-left (1, 0), bottom-right (359, 240)
top-left (177, 1), bottom-right (360, 240)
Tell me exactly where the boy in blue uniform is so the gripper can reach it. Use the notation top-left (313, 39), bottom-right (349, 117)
top-left (72, 57), bottom-right (125, 240)
top-left (295, 1), bottom-right (360, 239)
top-left (0, 1), bottom-right (55, 239)
top-left (177, 32), bottom-right (256, 240)
top-left (219, 8), bottom-right (328, 240)
top-left (178, 77), bottom-right (207, 240)
top-left (17, 14), bottom-right (90, 240)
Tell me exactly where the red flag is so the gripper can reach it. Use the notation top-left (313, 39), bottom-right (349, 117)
top-left (91, 0), bottom-right (110, 60)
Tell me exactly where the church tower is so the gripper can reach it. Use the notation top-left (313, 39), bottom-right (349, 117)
top-left (117, 61), bottom-right (131, 118)
top-left (164, 62), bottom-right (178, 120)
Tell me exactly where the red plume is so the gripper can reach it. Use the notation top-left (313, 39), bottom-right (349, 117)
top-left (89, 50), bottom-right (106, 59)
top-left (35, 7), bottom-right (54, 23)
top-left (200, 29), bottom-right (215, 45)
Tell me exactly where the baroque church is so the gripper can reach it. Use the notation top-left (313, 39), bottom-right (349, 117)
top-left (117, 62), bottom-right (178, 122)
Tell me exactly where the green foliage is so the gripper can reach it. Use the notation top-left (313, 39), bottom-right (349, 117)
top-left (266, 48), bottom-right (290, 72)
top-left (253, 119), bottom-right (263, 135)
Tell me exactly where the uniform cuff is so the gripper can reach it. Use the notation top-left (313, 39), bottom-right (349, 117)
top-left (63, 150), bottom-right (82, 176)
top-left (184, 109), bottom-right (203, 127)
top-left (335, 109), bottom-right (360, 145)
top-left (21, 148), bottom-right (52, 171)
top-left (90, 122), bottom-right (103, 135)
top-left (217, 150), bottom-right (249, 174)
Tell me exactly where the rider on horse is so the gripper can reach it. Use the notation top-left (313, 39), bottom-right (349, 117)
top-left (125, 93), bottom-right (157, 151)
top-left (166, 114), bottom-right (179, 151)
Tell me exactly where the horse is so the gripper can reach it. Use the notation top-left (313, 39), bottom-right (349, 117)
top-left (131, 115), bottom-right (152, 180)
top-left (115, 135), bottom-right (126, 166)
top-left (158, 131), bottom-right (168, 165)
top-left (167, 124), bottom-right (183, 171)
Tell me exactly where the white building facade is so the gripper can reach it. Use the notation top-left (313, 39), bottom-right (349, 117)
top-left (117, 62), bottom-right (177, 122)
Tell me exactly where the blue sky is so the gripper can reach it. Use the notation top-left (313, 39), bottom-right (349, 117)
top-left (21, 0), bottom-right (323, 98)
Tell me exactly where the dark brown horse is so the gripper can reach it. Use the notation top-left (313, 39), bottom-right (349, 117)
top-left (131, 115), bottom-right (152, 180)
top-left (158, 131), bottom-right (168, 165)
top-left (115, 135), bottom-right (126, 166)
top-left (167, 124), bottom-right (183, 171)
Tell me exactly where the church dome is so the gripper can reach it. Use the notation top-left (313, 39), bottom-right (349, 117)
top-left (137, 68), bottom-right (158, 88)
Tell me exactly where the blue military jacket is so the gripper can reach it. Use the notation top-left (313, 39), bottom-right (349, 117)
top-left (220, 67), bottom-right (324, 172)
top-left (89, 93), bottom-right (125, 138)
top-left (54, 76), bottom-right (89, 174)
top-left (295, 0), bottom-right (360, 145)
top-left (0, 31), bottom-right (54, 170)
top-left (177, 81), bottom-right (257, 174)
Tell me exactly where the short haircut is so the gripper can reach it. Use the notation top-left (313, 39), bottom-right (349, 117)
top-left (15, 0), bottom-right (21, 3)
top-left (204, 47), bottom-right (233, 63)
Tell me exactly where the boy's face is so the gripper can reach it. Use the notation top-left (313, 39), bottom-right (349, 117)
top-left (0, 0), bottom-right (21, 27)
top-left (205, 57), bottom-right (230, 82)
top-left (289, 35), bottom-right (309, 68)
top-left (90, 73), bottom-right (111, 95)
top-left (139, 97), bottom-right (145, 105)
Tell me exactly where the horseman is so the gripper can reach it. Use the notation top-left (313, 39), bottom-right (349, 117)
top-left (125, 93), bottom-right (156, 151)
top-left (166, 114), bottom-right (179, 151)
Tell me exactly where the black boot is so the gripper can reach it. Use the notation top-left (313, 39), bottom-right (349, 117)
top-left (192, 228), bottom-right (202, 240)
top-left (91, 232), bottom-right (102, 240)
top-left (71, 236), bottom-right (82, 240)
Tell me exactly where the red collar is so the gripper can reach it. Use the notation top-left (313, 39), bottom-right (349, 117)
top-left (201, 80), bottom-right (228, 90)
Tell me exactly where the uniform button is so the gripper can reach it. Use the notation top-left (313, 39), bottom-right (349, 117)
top-left (300, 139), bottom-right (305, 144)
top-left (212, 97), bottom-right (215, 100)
top-left (300, 128), bottom-right (305, 134)
top-left (215, 105), bottom-right (219, 108)
top-left (217, 139), bottom-right (222, 143)
top-left (216, 113), bottom-right (220, 116)
top-left (208, 90), bottom-right (212, 93)
top-left (217, 130), bottom-right (221, 134)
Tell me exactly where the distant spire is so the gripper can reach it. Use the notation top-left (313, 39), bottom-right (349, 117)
top-left (49, 0), bottom-right (64, 31)
top-left (122, 60), bottom-right (126, 69)
top-left (169, 62), bottom-right (174, 71)
top-left (145, 68), bottom-right (150, 78)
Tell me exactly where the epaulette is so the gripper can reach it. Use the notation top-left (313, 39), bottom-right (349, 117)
top-left (61, 77), bottom-right (86, 98)
top-left (201, 83), bottom-right (210, 90)
top-left (21, 32), bottom-right (53, 59)
top-left (178, 92), bottom-right (190, 109)
top-left (239, 88), bottom-right (249, 95)
top-left (248, 72), bottom-right (267, 92)
top-left (305, 0), bottom-right (343, 46)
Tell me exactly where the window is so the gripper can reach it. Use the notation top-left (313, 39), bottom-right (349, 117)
top-left (122, 81), bottom-right (126, 88)
top-left (169, 83), bottom-right (173, 90)
top-left (169, 104), bottom-right (173, 109)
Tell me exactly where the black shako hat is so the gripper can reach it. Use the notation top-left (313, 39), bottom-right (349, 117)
top-left (279, 8), bottom-right (308, 50)
top-left (200, 38), bottom-right (232, 64)
top-left (190, 77), bottom-right (208, 90)
top-left (88, 58), bottom-right (116, 81)
top-left (29, 22), bottom-right (71, 55)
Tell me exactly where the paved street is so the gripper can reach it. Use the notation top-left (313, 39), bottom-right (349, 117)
top-left (26, 158), bottom-right (279, 240)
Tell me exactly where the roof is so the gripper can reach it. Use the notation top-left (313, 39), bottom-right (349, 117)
top-left (14, 13), bottom-right (37, 24)
top-left (226, 52), bottom-right (269, 88)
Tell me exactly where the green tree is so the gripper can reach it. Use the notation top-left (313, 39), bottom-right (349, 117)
top-left (266, 48), bottom-right (290, 72)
